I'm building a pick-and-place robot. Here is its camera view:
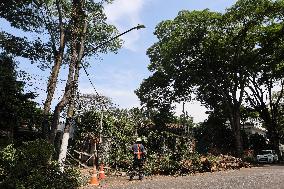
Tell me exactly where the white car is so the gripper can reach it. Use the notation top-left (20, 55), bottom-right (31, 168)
top-left (256, 150), bottom-right (278, 163)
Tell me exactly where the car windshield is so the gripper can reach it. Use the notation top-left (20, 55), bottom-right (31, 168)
top-left (259, 150), bottom-right (272, 155)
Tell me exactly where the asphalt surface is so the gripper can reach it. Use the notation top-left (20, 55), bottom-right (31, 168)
top-left (90, 164), bottom-right (284, 189)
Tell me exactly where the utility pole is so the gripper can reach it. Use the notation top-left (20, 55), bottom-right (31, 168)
top-left (99, 107), bottom-right (103, 143)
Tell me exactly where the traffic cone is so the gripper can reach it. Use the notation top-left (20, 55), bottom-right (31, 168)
top-left (98, 164), bottom-right (106, 180)
top-left (89, 167), bottom-right (100, 186)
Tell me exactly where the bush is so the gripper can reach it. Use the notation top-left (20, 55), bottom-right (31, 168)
top-left (0, 140), bottom-right (81, 189)
top-left (0, 144), bottom-right (17, 182)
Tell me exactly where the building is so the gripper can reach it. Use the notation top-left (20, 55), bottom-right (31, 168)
top-left (242, 118), bottom-right (267, 137)
top-left (242, 118), bottom-right (284, 157)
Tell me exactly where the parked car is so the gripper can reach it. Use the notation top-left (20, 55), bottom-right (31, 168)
top-left (256, 150), bottom-right (278, 163)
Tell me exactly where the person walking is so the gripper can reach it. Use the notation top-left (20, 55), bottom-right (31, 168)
top-left (130, 137), bottom-right (146, 180)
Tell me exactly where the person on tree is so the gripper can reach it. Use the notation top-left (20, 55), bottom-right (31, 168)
top-left (129, 137), bottom-right (146, 180)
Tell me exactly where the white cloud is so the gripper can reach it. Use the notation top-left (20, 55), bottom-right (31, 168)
top-left (105, 0), bottom-right (144, 22)
top-left (104, 0), bottom-right (145, 51)
top-left (174, 101), bottom-right (208, 123)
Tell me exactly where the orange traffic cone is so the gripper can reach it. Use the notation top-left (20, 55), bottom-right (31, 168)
top-left (98, 164), bottom-right (106, 180)
top-left (89, 167), bottom-right (100, 186)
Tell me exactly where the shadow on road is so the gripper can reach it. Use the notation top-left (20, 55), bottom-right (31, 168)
top-left (252, 162), bottom-right (284, 167)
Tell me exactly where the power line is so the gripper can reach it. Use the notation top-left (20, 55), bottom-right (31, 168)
top-left (78, 24), bottom-right (146, 104)
top-left (81, 63), bottom-right (100, 96)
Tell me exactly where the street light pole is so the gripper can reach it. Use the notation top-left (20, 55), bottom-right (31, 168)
top-left (86, 24), bottom-right (145, 178)
top-left (59, 23), bottom-right (145, 172)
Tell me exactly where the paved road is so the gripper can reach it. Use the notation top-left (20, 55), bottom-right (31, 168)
top-left (93, 165), bottom-right (284, 189)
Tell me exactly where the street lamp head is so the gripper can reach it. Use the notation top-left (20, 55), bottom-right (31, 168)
top-left (90, 24), bottom-right (146, 51)
top-left (136, 24), bottom-right (146, 30)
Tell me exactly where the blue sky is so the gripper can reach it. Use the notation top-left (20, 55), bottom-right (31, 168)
top-left (6, 0), bottom-right (238, 123)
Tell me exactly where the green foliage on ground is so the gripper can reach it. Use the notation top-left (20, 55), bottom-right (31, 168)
top-left (71, 96), bottom-right (252, 177)
top-left (71, 101), bottom-right (196, 170)
top-left (0, 139), bottom-right (81, 189)
top-left (72, 103), bottom-right (255, 177)
top-left (142, 153), bottom-right (245, 176)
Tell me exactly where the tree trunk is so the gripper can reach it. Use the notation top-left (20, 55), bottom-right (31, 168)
top-left (271, 128), bottom-right (280, 155)
top-left (266, 121), bottom-right (280, 155)
top-left (230, 107), bottom-right (243, 158)
top-left (260, 108), bottom-right (280, 156)
top-left (42, 0), bottom-right (66, 139)
top-left (49, 92), bottom-right (70, 143)
top-left (57, 55), bottom-right (80, 171)
top-left (58, 4), bottom-right (87, 170)
top-left (270, 107), bottom-right (281, 156)
top-left (58, 131), bottom-right (70, 172)
top-left (43, 54), bottom-right (63, 115)
top-left (55, 53), bottom-right (77, 170)
top-left (43, 54), bottom-right (64, 138)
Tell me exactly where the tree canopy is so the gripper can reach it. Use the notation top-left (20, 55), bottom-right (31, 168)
top-left (0, 0), bottom-right (122, 136)
top-left (136, 0), bottom-right (284, 156)
top-left (0, 53), bottom-right (43, 143)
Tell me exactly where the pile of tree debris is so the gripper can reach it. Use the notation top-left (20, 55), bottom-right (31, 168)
top-left (203, 154), bottom-right (251, 172)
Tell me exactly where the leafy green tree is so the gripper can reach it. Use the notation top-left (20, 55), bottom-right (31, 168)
top-left (0, 0), bottom-right (121, 141)
top-left (0, 53), bottom-right (22, 133)
top-left (248, 133), bottom-right (268, 154)
top-left (136, 0), bottom-right (284, 157)
top-left (240, 106), bottom-right (259, 125)
top-left (233, 0), bottom-right (284, 154)
top-left (136, 8), bottom-right (247, 156)
top-left (0, 53), bottom-right (43, 143)
top-left (194, 112), bottom-right (235, 155)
